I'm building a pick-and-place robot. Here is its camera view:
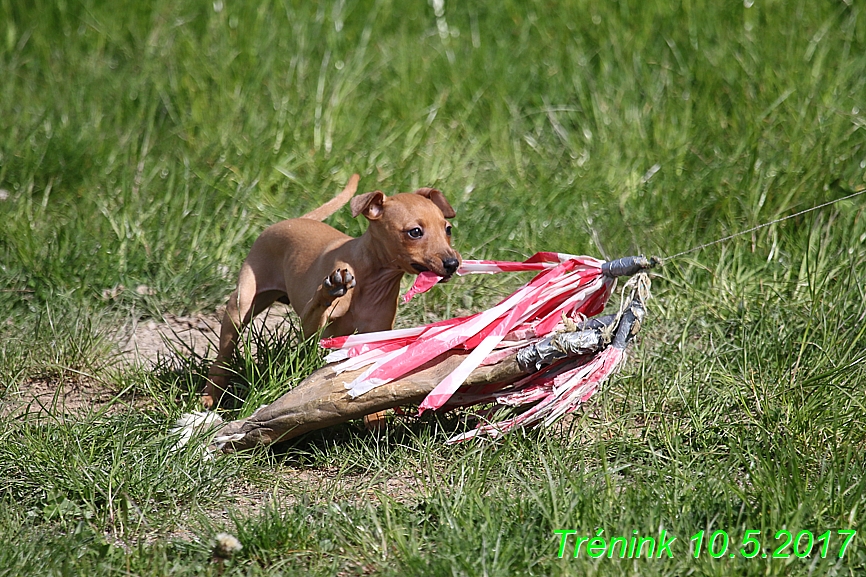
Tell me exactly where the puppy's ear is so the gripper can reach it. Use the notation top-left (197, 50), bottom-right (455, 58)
top-left (413, 188), bottom-right (456, 218)
top-left (350, 191), bottom-right (386, 219)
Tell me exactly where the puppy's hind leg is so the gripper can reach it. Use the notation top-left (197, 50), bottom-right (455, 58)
top-left (204, 266), bottom-right (282, 409)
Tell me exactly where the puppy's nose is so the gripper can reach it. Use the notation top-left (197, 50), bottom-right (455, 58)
top-left (442, 257), bottom-right (459, 275)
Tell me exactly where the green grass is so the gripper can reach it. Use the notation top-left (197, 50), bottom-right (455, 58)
top-left (2, 0), bottom-right (866, 574)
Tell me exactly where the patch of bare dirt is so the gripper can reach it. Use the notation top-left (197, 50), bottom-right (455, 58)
top-left (2, 305), bottom-right (297, 419)
top-left (114, 303), bottom-right (296, 368)
top-left (115, 312), bottom-right (222, 367)
top-left (1, 375), bottom-right (137, 419)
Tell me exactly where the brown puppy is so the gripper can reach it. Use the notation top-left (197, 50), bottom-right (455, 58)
top-left (203, 175), bottom-right (461, 409)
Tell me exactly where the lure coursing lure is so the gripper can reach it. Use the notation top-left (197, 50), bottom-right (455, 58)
top-left (321, 253), bottom-right (656, 443)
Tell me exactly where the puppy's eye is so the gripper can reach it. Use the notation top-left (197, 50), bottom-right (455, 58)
top-left (407, 227), bottom-right (424, 239)
top-left (445, 225), bottom-right (452, 237)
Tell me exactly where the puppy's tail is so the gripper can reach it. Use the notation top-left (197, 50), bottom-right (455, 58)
top-left (301, 173), bottom-right (360, 221)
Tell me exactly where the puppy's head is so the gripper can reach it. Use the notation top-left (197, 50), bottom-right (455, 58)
top-left (351, 188), bottom-right (461, 278)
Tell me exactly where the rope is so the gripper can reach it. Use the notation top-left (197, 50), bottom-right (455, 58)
top-left (661, 188), bottom-right (866, 263)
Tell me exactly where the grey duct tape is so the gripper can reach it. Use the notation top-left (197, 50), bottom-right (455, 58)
top-left (601, 255), bottom-right (660, 277)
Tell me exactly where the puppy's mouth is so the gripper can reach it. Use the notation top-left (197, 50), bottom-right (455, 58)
top-left (411, 262), bottom-right (454, 281)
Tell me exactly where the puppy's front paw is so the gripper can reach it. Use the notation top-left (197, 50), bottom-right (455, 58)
top-left (324, 268), bottom-right (356, 298)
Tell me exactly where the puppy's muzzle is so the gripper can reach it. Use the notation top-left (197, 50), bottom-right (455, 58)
top-left (411, 256), bottom-right (460, 278)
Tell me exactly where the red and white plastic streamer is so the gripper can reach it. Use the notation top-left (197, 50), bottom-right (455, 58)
top-left (320, 252), bottom-right (631, 440)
